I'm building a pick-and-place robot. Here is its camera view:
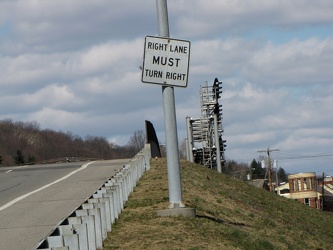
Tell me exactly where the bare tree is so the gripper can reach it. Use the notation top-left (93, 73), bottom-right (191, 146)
top-left (179, 139), bottom-right (187, 159)
top-left (127, 130), bottom-right (146, 154)
top-left (0, 119), bottom-right (150, 166)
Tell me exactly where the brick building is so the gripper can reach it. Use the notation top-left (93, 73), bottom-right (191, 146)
top-left (288, 172), bottom-right (320, 209)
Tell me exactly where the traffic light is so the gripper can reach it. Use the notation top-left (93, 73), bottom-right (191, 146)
top-left (214, 102), bottom-right (223, 117)
top-left (219, 138), bottom-right (227, 151)
top-left (212, 78), bottom-right (222, 100)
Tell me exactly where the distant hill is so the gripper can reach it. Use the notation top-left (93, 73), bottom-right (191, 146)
top-left (105, 158), bottom-right (333, 250)
top-left (0, 119), bottom-right (138, 166)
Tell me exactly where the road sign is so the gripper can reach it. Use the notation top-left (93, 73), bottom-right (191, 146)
top-left (141, 36), bottom-right (191, 88)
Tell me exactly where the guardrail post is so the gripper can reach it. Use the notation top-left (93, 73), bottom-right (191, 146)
top-left (46, 236), bottom-right (63, 248)
top-left (66, 217), bottom-right (89, 250)
top-left (63, 234), bottom-right (79, 249)
top-left (81, 207), bottom-right (102, 249)
top-left (106, 188), bottom-right (118, 221)
top-left (80, 215), bottom-right (96, 250)
top-left (87, 200), bottom-right (107, 240)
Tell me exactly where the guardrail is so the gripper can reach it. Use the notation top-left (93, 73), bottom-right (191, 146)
top-left (35, 144), bottom-right (151, 250)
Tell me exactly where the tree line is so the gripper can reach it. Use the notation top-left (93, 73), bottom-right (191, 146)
top-left (0, 119), bottom-right (145, 166)
top-left (178, 139), bottom-right (288, 183)
top-left (0, 118), bottom-right (289, 184)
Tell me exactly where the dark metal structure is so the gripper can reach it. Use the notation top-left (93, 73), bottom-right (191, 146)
top-left (145, 120), bottom-right (161, 158)
top-left (186, 78), bottom-right (226, 172)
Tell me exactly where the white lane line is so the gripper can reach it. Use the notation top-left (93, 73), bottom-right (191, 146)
top-left (3, 165), bottom-right (27, 174)
top-left (0, 161), bottom-right (96, 211)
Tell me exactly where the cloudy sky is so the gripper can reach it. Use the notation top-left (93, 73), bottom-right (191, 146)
top-left (1, 0), bottom-right (332, 175)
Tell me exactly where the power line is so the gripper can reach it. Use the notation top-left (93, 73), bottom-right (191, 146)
top-left (274, 150), bottom-right (333, 160)
top-left (276, 154), bottom-right (333, 160)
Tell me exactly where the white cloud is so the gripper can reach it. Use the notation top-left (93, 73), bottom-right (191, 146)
top-left (0, 0), bottom-right (155, 54)
top-left (0, 0), bottom-right (332, 175)
top-left (190, 38), bottom-right (258, 78)
top-left (170, 0), bottom-right (333, 38)
top-left (245, 38), bottom-right (333, 86)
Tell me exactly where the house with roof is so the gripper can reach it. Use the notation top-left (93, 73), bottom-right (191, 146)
top-left (275, 172), bottom-right (333, 211)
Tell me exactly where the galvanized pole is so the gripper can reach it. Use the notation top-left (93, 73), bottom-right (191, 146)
top-left (186, 116), bottom-right (194, 162)
top-left (185, 138), bottom-right (190, 161)
top-left (213, 114), bottom-right (222, 173)
top-left (156, 0), bottom-right (184, 208)
top-left (321, 172), bottom-right (325, 210)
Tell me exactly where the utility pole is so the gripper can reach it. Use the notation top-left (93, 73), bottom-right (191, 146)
top-left (258, 148), bottom-right (279, 192)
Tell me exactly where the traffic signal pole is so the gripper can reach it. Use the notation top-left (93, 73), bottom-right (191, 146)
top-left (213, 114), bottom-right (222, 173)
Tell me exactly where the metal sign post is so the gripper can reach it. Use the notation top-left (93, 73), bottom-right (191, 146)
top-left (156, 0), bottom-right (183, 209)
top-left (148, 0), bottom-right (195, 217)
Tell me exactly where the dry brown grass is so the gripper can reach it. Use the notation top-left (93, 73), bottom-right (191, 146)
top-left (103, 158), bottom-right (333, 250)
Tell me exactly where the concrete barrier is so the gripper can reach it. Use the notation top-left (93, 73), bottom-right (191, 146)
top-left (35, 144), bottom-right (151, 250)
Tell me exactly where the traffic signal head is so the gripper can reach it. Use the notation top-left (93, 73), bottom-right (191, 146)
top-left (212, 78), bottom-right (222, 100)
top-left (219, 138), bottom-right (227, 150)
top-left (214, 102), bottom-right (223, 119)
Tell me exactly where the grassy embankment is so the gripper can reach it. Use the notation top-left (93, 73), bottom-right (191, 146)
top-left (103, 158), bottom-right (333, 250)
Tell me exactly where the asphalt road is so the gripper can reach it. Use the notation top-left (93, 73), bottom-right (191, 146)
top-left (0, 159), bottom-right (129, 250)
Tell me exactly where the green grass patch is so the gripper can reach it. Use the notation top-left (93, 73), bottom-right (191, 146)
top-left (104, 158), bottom-right (333, 250)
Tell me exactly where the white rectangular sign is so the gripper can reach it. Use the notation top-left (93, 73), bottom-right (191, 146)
top-left (141, 36), bottom-right (191, 87)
